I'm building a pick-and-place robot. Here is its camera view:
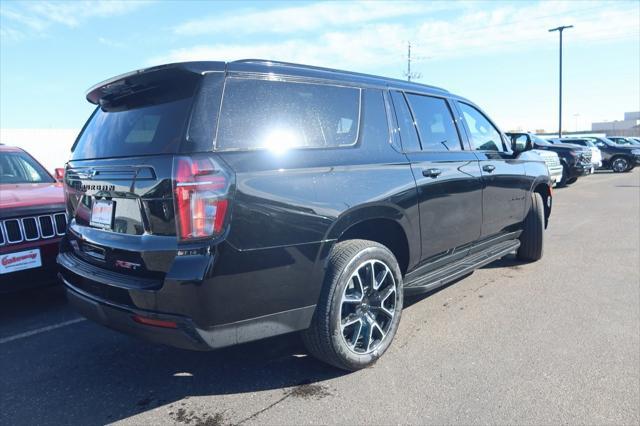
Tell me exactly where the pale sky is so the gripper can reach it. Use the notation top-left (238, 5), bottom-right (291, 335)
top-left (1, 0), bottom-right (639, 135)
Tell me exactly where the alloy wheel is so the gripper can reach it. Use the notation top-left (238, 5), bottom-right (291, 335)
top-left (339, 259), bottom-right (397, 354)
top-left (612, 158), bottom-right (628, 172)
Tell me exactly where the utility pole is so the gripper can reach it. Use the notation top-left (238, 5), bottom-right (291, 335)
top-left (549, 25), bottom-right (573, 137)
top-left (404, 42), bottom-right (422, 82)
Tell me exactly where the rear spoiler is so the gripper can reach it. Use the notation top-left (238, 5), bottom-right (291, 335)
top-left (85, 61), bottom-right (226, 105)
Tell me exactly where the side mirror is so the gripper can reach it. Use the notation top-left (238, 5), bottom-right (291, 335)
top-left (54, 168), bottom-right (65, 181)
top-left (512, 137), bottom-right (532, 154)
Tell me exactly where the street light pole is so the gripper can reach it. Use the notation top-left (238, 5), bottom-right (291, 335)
top-left (549, 25), bottom-right (573, 138)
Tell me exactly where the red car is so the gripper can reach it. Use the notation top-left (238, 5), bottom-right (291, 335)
top-left (0, 144), bottom-right (67, 291)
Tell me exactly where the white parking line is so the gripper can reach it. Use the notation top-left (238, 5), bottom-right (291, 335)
top-left (0, 318), bottom-right (87, 345)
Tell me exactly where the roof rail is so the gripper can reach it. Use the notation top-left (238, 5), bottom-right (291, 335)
top-left (231, 59), bottom-right (448, 93)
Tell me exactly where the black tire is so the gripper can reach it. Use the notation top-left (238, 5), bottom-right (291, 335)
top-left (566, 177), bottom-right (578, 185)
top-left (517, 192), bottom-right (545, 262)
top-left (558, 164), bottom-right (569, 187)
top-left (302, 239), bottom-right (404, 371)
top-left (611, 156), bottom-right (629, 173)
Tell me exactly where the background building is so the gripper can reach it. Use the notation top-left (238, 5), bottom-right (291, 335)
top-left (591, 111), bottom-right (640, 136)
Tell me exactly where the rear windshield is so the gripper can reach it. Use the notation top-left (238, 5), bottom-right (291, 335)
top-left (72, 74), bottom-right (199, 160)
top-left (0, 151), bottom-right (54, 184)
top-left (216, 79), bottom-right (361, 151)
top-left (72, 98), bottom-right (193, 160)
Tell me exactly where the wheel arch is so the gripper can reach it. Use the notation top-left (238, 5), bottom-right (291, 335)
top-left (532, 180), bottom-right (552, 229)
top-left (323, 205), bottom-right (418, 276)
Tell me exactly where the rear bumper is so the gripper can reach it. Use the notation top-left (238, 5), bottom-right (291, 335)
top-left (57, 248), bottom-right (318, 351)
top-left (547, 165), bottom-right (563, 186)
top-left (63, 276), bottom-right (315, 350)
top-left (63, 278), bottom-right (211, 350)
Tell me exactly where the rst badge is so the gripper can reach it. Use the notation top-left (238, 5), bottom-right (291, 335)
top-left (115, 260), bottom-right (141, 271)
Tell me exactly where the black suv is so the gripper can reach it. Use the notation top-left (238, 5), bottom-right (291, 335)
top-left (584, 136), bottom-right (640, 172)
top-left (506, 132), bottom-right (591, 186)
top-left (58, 60), bottom-right (552, 370)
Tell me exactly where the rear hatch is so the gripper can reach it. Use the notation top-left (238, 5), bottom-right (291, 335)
top-left (64, 64), bottom-right (229, 279)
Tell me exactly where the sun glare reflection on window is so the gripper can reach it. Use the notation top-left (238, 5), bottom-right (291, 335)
top-left (262, 128), bottom-right (301, 154)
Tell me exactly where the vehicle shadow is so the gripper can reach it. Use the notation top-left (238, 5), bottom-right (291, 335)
top-left (0, 284), bottom-right (65, 312)
top-left (2, 317), bottom-right (346, 425)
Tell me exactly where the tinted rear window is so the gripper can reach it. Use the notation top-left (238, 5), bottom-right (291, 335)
top-left (72, 73), bottom-right (200, 160)
top-left (216, 79), bottom-right (361, 150)
top-left (72, 99), bottom-right (193, 160)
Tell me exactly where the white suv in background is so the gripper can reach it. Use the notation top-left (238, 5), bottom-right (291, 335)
top-left (532, 149), bottom-right (563, 186)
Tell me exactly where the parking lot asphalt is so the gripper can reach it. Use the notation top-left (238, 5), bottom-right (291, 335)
top-left (1, 169), bottom-right (639, 426)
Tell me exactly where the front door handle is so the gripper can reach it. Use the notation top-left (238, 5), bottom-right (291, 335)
top-left (422, 168), bottom-right (442, 178)
top-left (482, 164), bottom-right (496, 173)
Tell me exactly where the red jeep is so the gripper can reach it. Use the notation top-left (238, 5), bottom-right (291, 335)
top-left (0, 144), bottom-right (67, 291)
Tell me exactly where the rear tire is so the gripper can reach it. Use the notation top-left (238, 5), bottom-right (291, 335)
top-left (517, 192), bottom-right (545, 262)
top-left (566, 177), bottom-right (578, 184)
top-left (611, 156), bottom-right (629, 173)
top-left (302, 239), bottom-right (403, 371)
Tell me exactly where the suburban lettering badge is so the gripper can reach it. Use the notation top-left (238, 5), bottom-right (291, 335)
top-left (72, 182), bottom-right (115, 192)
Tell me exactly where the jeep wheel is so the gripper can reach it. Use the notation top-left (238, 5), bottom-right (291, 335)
top-left (566, 177), bottom-right (578, 185)
top-left (517, 192), bottom-right (545, 262)
top-left (302, 239), bottom-right (403, 371)
top-left (611, 157), bottom-right (629, 173)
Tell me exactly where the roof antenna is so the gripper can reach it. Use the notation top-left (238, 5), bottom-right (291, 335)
top-left (404, 42), bottom-right (422, 82)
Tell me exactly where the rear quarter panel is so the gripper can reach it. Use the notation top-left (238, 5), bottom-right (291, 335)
top-left (212, 103), bottom-right (420, 323)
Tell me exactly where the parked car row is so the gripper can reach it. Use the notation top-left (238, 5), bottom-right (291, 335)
top-left (507, 132), bottom-right (592, 187)
top-left (557, 136), bottom-right (640, 174)
top-left (506, 132), bottom-right (640, 186)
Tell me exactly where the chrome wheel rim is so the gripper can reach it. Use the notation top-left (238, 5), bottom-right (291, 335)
top-left (613, 158), bottom-right (627, 172)
top-left (339, 259), bottom-right (397, 354)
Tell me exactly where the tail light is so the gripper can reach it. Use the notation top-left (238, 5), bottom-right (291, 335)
top-left (173, 156), bottom-right (232, 241)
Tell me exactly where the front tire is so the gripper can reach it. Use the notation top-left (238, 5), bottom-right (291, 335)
top-left (302, 239), bottom-right (403, 371)
top-left (517, 192), bottom-right (545, 262)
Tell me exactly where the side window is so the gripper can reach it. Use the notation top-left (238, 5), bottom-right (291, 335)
top-left (361, 89), bottom-right (390, 149)
top-left (405, 94), bottom-right (461, 151)
top-left (389, 91), bottom-right (421, 152)
top-left (458, 103), bottom-right (504, 152)
top-left (217, 79), bottom-right (360, 150)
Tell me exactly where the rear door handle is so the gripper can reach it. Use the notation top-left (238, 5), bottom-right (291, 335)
top-left (422, 168), bottom-right (442, 178)
top-left (482, 164), bottom-right (496, 173)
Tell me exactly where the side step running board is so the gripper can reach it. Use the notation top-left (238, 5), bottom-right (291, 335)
top-left (404, 239), bottom-right (520, 295)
